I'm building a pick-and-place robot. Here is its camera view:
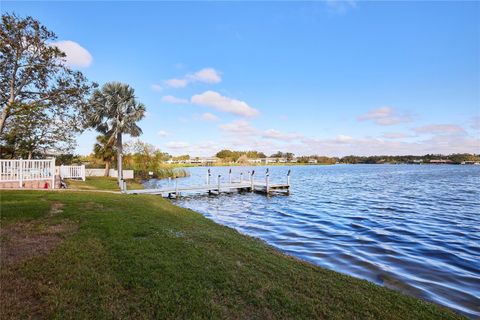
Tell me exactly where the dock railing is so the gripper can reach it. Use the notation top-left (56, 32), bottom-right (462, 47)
top-left (125, 168), bottom-right (291, 197)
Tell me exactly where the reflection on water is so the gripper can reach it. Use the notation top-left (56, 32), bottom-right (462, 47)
top-left (145, 165), bottom-right (480, 318)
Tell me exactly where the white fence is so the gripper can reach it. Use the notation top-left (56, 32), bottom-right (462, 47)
top-left (0, 158), bottom-right (56, 188)
top-left (58, 165), bottom-right (86, 181)
top-left (85, 168), bottom-right (134, 179)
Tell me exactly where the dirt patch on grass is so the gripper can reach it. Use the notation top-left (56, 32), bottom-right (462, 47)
top-left (1, 220), bottom-right (77, 266)
top-left (1, 202), bottom-right (76, 266)
top-left (48, 202), bottom-right (64, 216)
top-left (84, 201), bottom-right (105, 210)
top-left (0, 201), bottom-right (78, 319)
top-left (0, 268), bottom-right (45, 319)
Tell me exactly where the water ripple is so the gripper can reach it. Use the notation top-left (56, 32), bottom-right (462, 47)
top-left (147, 164), bottom-right (480, 318)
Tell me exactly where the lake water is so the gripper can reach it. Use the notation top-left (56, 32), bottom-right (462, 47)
top-left (144, 165), bottom-right (480, 318)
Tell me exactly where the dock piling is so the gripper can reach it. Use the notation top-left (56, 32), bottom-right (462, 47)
top-left (127, 168), bottom-right (290, 197)
top-left (250, 170), bottom-right (255, 191)
top-left (265, 168), bottom-right (270, 193)
top-left (207, 169), bottom-right (212, 194)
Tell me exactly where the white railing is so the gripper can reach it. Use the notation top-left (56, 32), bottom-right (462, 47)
top-left (0, 158), bottom-right (56, 188)
top-left (85, 168), bottom-right (134, 179)
top-left (59, 165), bottom-right (86, 181)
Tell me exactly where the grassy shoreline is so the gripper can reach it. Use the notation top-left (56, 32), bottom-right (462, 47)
top-left (0, 183), bottom-right (464, 319)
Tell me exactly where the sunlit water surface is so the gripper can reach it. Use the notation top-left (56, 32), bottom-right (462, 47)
top-left (144, 165), bottom-right (480, 318)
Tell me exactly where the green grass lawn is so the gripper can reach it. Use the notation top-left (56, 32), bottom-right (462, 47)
top-left (65, 176), bottom-right (144, 191)
top-left (0, 188), bottom-right (464, 319)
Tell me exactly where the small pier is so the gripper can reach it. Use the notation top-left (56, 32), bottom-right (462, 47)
top-left (125, 169), bottom-right (291, 198)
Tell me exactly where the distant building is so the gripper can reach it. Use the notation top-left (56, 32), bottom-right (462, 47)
top-left (165, 157), bottom-right (219, 165)
top-left (188, 157), bottom-right (220, 165)
top-left (262, 158), bottom-right (278, 164)
top-left (247, 157), bottom-right (297, 164)
top-left (429, 159), bottom-right (453, 164)
top-left (308, 159), bottom-right (318, 164)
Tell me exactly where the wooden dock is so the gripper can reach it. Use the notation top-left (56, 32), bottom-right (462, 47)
top-left (124, 169), bottom-right (291, 198)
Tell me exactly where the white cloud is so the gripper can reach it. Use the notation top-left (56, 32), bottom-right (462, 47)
top-left (262, 129), bottom-right (303, 141)
top-left (165, 78), bottom-right (189, 88)
top-left (413, 124), bottom-right (465, 134)
top-left (334, 134), bottom-right (354, 143)
top-left (162, 95), bottom-right (189, 104)
top-left (157, 130), bottom-right (169, 137)
top-left (153, 128), bottom-right (480, 158)
top-left (165, 68), bottom-right (221, 88)
top-left (188, 68), bottom-right (221, 84)
top-left (219, 120), bottom-right (257, 134)
top-left (151, 84), bottom-right (163, 92)
top-left (200, 112), bottom-right (220, 122)
top-left (163, 140), bottom-right (220, 157)
top-left (382, 132), bottom-right (412, 139)
top-left (299, 130), bottom-right (479, 157)
top-left (325, 0), bottom-right (357, 14)
top-left (358, 107), bottom-right (411, 126)
top-left (191, 91), bottom-right (259, 117)
top-left (165, 141), bottom-right (190, 149)
top-left (50, 40), bottom-right (92, 67)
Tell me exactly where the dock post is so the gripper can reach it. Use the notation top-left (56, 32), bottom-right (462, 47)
top-left (207, 169), bottom-right (212, 194)
top-left (240, 172), bottom-right (243, 183)
top-left (250, 170), bottom-right (255, 192)
top-left (287, 169), bottom-right (291, 195)
top-left (265, 168), bottom-right (270, 194)
top-left (229, 169), bottom-right (232, 184)
top-left (217, 175), bottom-right (221, 194)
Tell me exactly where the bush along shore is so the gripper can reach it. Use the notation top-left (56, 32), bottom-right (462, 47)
top-left (0, 180), bottom-right (465, 319)
top-left (134, 167), bottom-right (190, 180)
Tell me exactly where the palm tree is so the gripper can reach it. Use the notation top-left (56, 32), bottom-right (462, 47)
top-left (93, 134), bottom-right (116, 176)
top-left (88, 82), bottom-right (145, 188)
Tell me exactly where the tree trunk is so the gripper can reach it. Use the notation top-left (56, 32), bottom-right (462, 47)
top-left (1, 65), bottom-right (17, 135)
top-left (116, 132), bottom-right (123, 188)
top-left (0, 100), bottom-right (13, 136)
top-left (104, 161), bottom-right (110, 177)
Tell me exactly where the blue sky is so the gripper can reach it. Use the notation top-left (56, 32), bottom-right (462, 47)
top-left (4, 1), bottom-right (480, 156)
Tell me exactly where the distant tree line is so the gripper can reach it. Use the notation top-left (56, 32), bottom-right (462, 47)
top-left (214, 150), bottom-right (480, 165)
top-left (339, 153), bottom-right (480, 164)
top-left (297, 156), bottom-right (338, 164)
top-left (215, 150), bottom-right (267, 162)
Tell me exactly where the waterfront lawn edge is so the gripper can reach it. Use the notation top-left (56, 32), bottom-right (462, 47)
top-left (0, 189), bottom-right (465, 319)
